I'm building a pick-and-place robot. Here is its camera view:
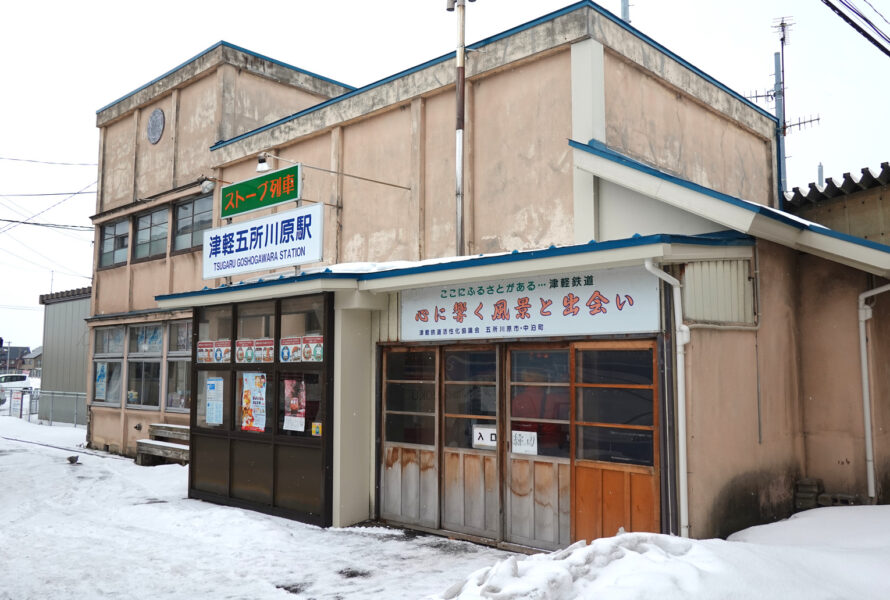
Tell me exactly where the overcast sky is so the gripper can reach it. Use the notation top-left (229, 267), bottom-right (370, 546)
top-left (1, 0), bottom-right (888, 352)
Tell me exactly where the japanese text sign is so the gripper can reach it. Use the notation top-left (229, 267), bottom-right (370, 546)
top-left (221, 164), bottom-right (302, 218)
top-left (400, 266), bottom-right (659, 341)
top-left (202, 204), bottom-right (323, 280)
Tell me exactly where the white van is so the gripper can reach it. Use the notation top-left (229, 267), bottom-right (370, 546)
top-left (0, 373), bottom-right (33, 393)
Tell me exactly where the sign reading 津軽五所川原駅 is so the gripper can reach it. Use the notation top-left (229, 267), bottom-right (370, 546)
top-left (220, 164), bottom-right (302, 218)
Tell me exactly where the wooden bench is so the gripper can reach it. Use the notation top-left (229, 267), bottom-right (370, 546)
top-left (135, 423), bottom-right (190, 466)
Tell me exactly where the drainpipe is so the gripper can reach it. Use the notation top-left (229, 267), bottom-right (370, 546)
top-left (645, 259), bottom-right (691, 537)
top-left (858, 282), bottom-right (890, 502)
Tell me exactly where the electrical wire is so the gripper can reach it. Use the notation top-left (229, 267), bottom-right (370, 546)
top-left (840, 0), bottom-right (890, 42)
top-left (0, 156), bottom-right (97, 167)
top-left (0, 246), bottom-right (91, 280)
top-left (862, 0), bottom-right (890, 26)
top-left (0, 180), bottom-right (96, 236)
top-left (0, 218), bottom-right (92, 231)
top-left (0, 191), bottom-right (96, 197)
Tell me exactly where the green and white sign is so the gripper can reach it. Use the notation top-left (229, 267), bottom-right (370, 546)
top-left (220, 164), bottom-right (302, 219)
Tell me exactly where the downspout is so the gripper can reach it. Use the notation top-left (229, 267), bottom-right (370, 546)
top-left (858, 282), bottom-right (890, 502)
top-left (645, 259), bottom-right (691, 538)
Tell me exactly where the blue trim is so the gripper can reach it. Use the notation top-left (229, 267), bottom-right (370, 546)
top-left (571, 139), bottom-right (890, 255)
top-left (97, 41), bottom-right (354, 115)
top-left (155, 231), bottom-right (752, 302)
top-left (211, 0), bottom-right (774, 151)
top-left (570, 139), bottom-right (803, 228)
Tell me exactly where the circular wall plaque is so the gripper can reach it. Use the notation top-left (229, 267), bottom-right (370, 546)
top-left (147, 108), bottom-right (165, 144)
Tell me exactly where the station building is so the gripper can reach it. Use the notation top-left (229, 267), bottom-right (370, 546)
top-left (87, 1), bottom-right (890, 550)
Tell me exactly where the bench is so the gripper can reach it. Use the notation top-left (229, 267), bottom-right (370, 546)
top-left (135, 423), bottom-right (190, 466)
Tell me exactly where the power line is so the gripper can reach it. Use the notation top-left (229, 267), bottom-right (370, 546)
top-left (862, 0), bottom-right (890, 26)
top-left (0, 191), bottom-right (96, 197)
top-left (0, 180), bottom-right (96, 236)
top-left (0, 218), bottom-right (92, 231)
top-left (0, 305), bottom-right (43, 312)
top-left (822, 0), bottom-right (890, 58)
top-left (0, 246), bottom-right (92, 280)
top-left (0, 156), bottom-right (97, 167)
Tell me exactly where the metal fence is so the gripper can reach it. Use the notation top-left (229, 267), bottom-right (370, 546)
top-left (0, 388), bottom-right (40, 421)
top-left (38, 390), bottom-right (87, 426)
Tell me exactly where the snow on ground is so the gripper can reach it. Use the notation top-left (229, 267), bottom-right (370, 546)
top-left (2, 416), bottom-right (889, 600)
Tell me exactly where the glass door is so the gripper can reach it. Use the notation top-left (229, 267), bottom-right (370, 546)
top-left (505, 346), bottom-right (571, 549)
top-left (441, 347), bottom-right (499, 538)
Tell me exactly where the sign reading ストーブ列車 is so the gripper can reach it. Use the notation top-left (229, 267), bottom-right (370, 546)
top-left (399, 266), bottom-right (659, 341)
top-left (202, 204), bottom-right (322, 280)
top-left (221, 164), bottom-right (302, 218)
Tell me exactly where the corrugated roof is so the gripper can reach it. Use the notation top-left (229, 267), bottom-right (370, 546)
top-left (39, 287), bottom-right (92, 305)
top-left (784, 162), bottom-right (890, 208)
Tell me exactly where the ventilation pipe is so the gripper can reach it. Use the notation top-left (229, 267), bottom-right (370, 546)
top-left (858, 282), bottom-right (890, 501)
top-left (644, 259), bottom-right (691, 537)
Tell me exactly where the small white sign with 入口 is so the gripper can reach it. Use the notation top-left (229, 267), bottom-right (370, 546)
top-left (472, 425), bottom-right (497, 449)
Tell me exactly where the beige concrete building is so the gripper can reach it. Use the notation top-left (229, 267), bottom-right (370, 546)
top-left (88, 1), bottom-right (889, 549)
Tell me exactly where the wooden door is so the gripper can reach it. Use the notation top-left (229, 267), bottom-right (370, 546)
top-left (380, 349), bottom-right (439, 528)
top-left (571, 341), bottom-right (659, 541)
top-left (505, 346), bottom-right (571, 550)
top-left (441, 348), bottom-right (500, 538)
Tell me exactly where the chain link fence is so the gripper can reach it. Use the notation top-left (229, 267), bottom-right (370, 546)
top-left (1, 389), bottom-right (87, 426)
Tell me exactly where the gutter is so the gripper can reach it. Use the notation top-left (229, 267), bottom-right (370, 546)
top-left (644, 259), bottom-right (690, 537)
top-left (858, 282), bottom-right (890, 501)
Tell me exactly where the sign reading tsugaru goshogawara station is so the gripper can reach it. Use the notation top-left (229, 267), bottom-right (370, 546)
top-left (400, 266), bottom-right (659, 341)
top-left (202, 204), bottom-right (323, 280)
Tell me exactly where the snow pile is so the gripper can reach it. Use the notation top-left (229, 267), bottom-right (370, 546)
top-left (437, 510), bottom-right (890, 600)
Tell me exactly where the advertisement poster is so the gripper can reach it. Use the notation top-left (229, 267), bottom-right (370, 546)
top-left (95, 363), bottom-right (107, 401)
top-left (282, 378), bottom-right (307, 432)
top-left (205, 377), bottom-right (224, 425)
top-left (280, 337), bottom-right (302, 363)
top-left (255, 338), bottom-right (274, 363)
top-left (197, 341), bottom-right (214, 363)
top-left (199, 340), bottom-right (231, 363)
top-left (235, 340), bottom-right (255, 363)
top-left (240, 372), bottom-right (267, 432)
top-left (302, 336), bottom-right (324, 362)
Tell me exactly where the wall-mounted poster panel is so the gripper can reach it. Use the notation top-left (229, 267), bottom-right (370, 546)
top-left (400, 266), bottom-right (659, 342)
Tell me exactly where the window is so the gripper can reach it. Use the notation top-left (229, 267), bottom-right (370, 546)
top-left (100, 220), bottom-right (129, 267)
top-left (127, 323), bottom-right (162, 408)
top-left (93, 326), bottom-right (124, 404)
top-left (133, 207), bottom-right (168, 259)
top-left (174, 194), bottom-right (213, 250)
top-left (167, 321), bottom-right (192, 411)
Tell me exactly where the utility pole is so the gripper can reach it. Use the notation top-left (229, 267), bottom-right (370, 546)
top-left (447, 0), bottom-right (475, 256)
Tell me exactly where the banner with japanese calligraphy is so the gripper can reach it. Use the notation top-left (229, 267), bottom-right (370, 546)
top-left (202, 204), bottom-right (323, 280)
top-left (400, 266), bottom-right (660, 342)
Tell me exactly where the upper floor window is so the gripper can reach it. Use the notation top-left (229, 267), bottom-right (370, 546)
top-left (100, 220), bottom-right (129, 267)
top-left (134, 208), bottom-right (168, 260)
top-left (174, 194), bottom-right (213, 251)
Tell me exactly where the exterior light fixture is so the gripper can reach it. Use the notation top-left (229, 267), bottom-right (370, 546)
top-left (256, 153), bottom-right (271, 173)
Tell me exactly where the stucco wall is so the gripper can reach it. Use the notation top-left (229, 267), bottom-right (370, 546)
top-left (603, 51), bottom-right (773, 207)
top-left (175, 74), bottom-right (218, 186)
top-left (869, 289), bottom-right (890, 502)
top-left (94, 267), bottom-right (130, 315)
top-left (685, 242), bottom-right (803, 539)
top-left (472, 50), bottom-right (573, 253)
top-left (424, 90), bottom-right (458, 258)
top-left (101, 117), bottom-right (136, 212)
top-left (797, 254), bottom-right (868, 495)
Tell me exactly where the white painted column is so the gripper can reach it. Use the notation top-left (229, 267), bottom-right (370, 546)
top-left (571, 38), bottom-right (606, 245)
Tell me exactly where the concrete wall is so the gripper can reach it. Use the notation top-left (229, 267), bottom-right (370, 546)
top-left (791, 186), bottom-right (889, 246)
top-left (797, 254), bottom-right (870, 496)
top-left (603, 51), bottom-right (774, 208)
top-left (685, 242), bottom-right (804, 539)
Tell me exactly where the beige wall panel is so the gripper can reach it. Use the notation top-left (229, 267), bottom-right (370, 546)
top-left (171, 251), bottom-right (203, 295)
top-left (101, 118), bottom-right (136, 211)
top-left (135, 97), bottom-right (175, 199)
top-left (175, 75), bottom-right (218, 186)
top-left (131, 260), bottom-right (168, 311)
top-left (90, 408), bottom-right (123, 453)
top-left (869, 290), bottom-right (890, 502)
top-left (340, 108), bottom-right (416, 262)
top-left (95, 268), bottom-right (130, 315)
top-left (423, 91), bottom-right (456, 258)
top-left (233, 71), bottom-right (325, 139)
top-left (797, 254), bottom-right (867, 495)
top-left (472, 51), bottom-right (573, 253)
top-left (604, 52), bottom-right (772, 206)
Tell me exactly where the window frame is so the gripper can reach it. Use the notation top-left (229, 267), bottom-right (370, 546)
top-left (92, 326), bottom-right (126, 406)
top-left (173, 193), bottom-right (213, 253)
top-left (99, 220), bottom-right (129, 268)
top-left (132, 207), bottom-right (169, 262)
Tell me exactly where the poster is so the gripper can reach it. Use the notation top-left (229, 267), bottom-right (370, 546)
top-left (205, 377), bottom-right (224, 425)
top-left (280, 337), bottom-right (302, 363)
top-left (95, 363), bottom-right (107, 401)
top-left (197, 341), bottom-right (214, 363)
top-left (199, 340), bottom-right (231, 363)
top-left (255, 338), bottom-right (275, 363)
top-left (302, 336), bottom-right (324, 362)
top-left (282, 377), bottom-right (307, 432)
top-left (240, 372), bottom-right (267, 432)
top-left (235, 339), bottom-right (255, 363)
